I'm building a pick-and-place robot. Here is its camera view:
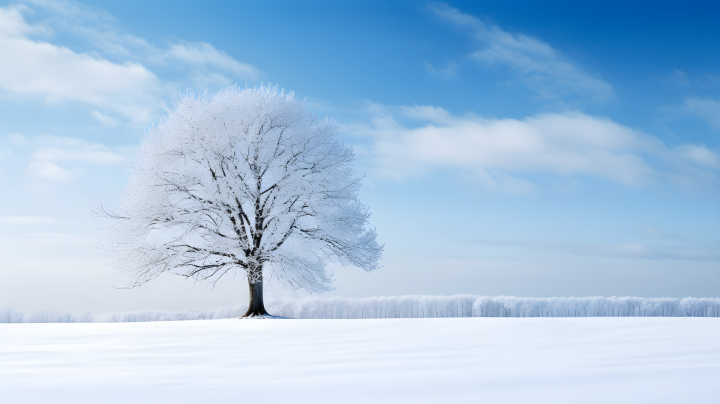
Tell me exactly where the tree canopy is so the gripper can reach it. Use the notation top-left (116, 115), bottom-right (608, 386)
top-left (105, 85), bottom-right (382, 316)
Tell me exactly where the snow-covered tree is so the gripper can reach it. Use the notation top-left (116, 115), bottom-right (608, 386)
top-left (104, 85), bottom-right (382, 317)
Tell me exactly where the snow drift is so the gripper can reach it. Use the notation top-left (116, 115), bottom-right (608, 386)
top-left (4, 295), bottom-right (717, 323)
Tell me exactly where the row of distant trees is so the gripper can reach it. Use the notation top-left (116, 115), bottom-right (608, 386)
top-left (0, 307), bottom-right (93, 323)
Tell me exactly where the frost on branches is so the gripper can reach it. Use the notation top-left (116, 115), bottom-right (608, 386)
top-left (104, 85), bottom-right (382, 317)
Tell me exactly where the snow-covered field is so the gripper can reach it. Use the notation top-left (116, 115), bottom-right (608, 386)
top-left (1, 318), bottom-right (718, 403)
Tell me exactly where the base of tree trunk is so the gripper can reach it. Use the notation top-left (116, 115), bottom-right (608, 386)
top-left (241, 310), bottom-right (269, 317)
top-left (241, 278), bottom-right (270, 317)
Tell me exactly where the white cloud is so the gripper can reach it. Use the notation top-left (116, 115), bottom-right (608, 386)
top-left (91, 110), bottom-right (118, 127)
top-left (32, 146), bottom-right (124, 165)
top-left (24, 135), bottom-right (125, 181)
top-left (684, 97), bottom-right (720, 129)
top-left (424, 60), bottom-right (458, 77)
top-left (28, 1), bottom-right (261, 82)
top-left (429, 4), bottom-right (613, 101)
top-left (33, 136), bottom-right (125, 161)
top-left (0, 2), bottom-right (262, 124)
top-left (470, 239), bottom-right (719, 261)
top-left (9, 133), bottom-right (26, 145)
top-left (675, 144), bottom-right (717, 168)
top-left (27, 160), bottom-right (71, 181)
top-left (664, 68), bottom-right (690, 86)
top-left (158, 42), bottom-right (260, 79)
top-left (348, 104), bottom-right (718, 190)
top-left (0, 4), bottom-right (52, 37)
top-left (0, 6), bottom-right (159, 123)
top-left (697, 74), bottom-right (720, 88)
top-left (642, 225), bottom-right (677, 240)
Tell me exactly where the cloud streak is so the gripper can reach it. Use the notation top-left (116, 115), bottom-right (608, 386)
top-left (684, 96), bottom-right (720, 130)
top-left (156, 42), bottom-right (260, 79)
top-left (429, 3), bottom-right (613, 101)
top-left (29, 136), bottom-right (126, 181)
top-left (0, 6), bottom-right (159, 123)
top-left (347, 104), bottom-right (717, 191)
top-left (0, 2), bottom-right (261, 125)
top-left (1, 134), bottom-right (128, 182)
top-left (467, 239), bottom-right (720, 261)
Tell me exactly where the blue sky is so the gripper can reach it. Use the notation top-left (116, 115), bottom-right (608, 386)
top-left (0, 0), bottom-right (718, 314)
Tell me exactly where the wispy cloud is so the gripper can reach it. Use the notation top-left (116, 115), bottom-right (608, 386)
top-left (428, 3), bottom-right (613, 101)
top-left (347, 103), bottom-right (718, 191)
top-left (0, 2), bottom-right (261, 125)
top-left (27, 160), bottom-right (72, 181)
top-left (683, 96), bottom-right (720, 129)
top-left (663, 68), bottom-right (691, 86)
top-left (31, 136), bottom-right (126, 164)
top-left (2, 135), bottom-right (128, 182)
top-left (153, 42), bottom-right (260, 79)
top-left (642, 225), bottom-right (679, 240)
top-left (424, 60), bottom-right (458, 77)
top-left (31, 136), bottom-right (125, 181)
top-left (675, 143), bottom-right (717, 168)
top-left (31, 0), bottom-right (262, 85)
top-left (0, 5), bottom-right (159, 123)
top-left (467, 239), bottom-right (720, 261)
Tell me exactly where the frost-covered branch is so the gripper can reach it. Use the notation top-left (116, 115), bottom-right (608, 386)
top-left (103, 85), bottom-right (383, 299)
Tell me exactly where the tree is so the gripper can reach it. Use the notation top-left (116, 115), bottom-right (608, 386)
top-left (104, 85), bottom-right (382, 317)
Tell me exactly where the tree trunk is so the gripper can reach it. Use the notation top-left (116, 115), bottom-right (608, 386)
top-left (242, 272), bottom-right (269, 317)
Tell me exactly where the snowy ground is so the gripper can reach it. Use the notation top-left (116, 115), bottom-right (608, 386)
top-left (1, 318), bottom-right (718, 403)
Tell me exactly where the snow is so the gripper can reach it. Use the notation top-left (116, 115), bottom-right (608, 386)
top-left (1, 318), bottom-right (718, 403)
